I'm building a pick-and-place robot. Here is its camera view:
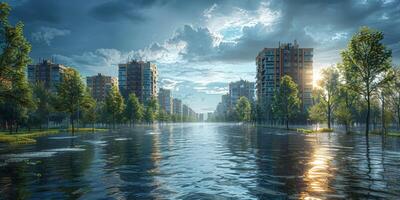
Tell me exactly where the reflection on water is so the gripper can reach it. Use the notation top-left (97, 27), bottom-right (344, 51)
top-left (0, 123), bottom-right (400, 199)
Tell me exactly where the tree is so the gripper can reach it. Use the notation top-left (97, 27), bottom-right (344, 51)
top-left (334, 85), bottom-right (359, 133)
top-left (0, 3), bottom-right (33, 133)
top-left (32, 83), bottom-right (54, 129)
top-left (272, 75), bottom-right (301, 129)
top-left (341, 27), bottom-right (393, 137)
top-left (125, 93), bottom-right (143, 126)
top-left (391, 67), bottom-right (400, 130)
top-left (104, 85), bottom-right (125, 129)
top-left (235, 96), bottom-right (251, 122)
top-left (57, 68), bottom-right (86, 134)
top-left (308, 89), bottom-right (326, 130)
top-left (81, 89), bottom-right (97, 131)
top-left (316, 66), bottom-right (340, 129)
top-left (144, 97), bottom-right (158, 123)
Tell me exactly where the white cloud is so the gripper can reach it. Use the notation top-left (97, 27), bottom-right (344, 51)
top-left (32, 27), bottom-right (71, 45)
top-left (202, 2), bottom-right (280, 42)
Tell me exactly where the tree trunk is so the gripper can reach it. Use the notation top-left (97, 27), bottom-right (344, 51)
top-left (70, 115), bottom-right (75, 135)
top-left (327, 104), bottom-right (331, 129)
top-left (382, 97), bottom-right (384, 133)
top-left (366, 94), bottom-right (370, 138)
top-left (286, 115), bottom-right (289, 130)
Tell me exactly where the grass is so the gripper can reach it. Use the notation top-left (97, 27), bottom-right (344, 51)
top-left (296, 128), bottom-right (334, 134)
top-left (0, 128), bottom-right (109, 145)
top-left (0, 129), bottom-right (60, 145)
top-left (65, 128), bottom-right (108, 133)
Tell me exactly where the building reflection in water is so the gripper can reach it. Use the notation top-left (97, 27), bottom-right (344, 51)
top-left (300, 135), bottom-right (335, 200)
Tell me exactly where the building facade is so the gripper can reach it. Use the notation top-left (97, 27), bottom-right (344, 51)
top-left (27, 59), bottom-right (69, 93)
top-left (228, 80), bottom-right (255, 107)
top-left (158, 88), bottom-right (173, 114)
top-left (173, 98), bottom-right (182, 116)
top-left (256, 41), bottom-right (313, 117)
top-left (118, 60), bottom-right (158, 103)
top-left (86, 73), bottom-right (117, 101)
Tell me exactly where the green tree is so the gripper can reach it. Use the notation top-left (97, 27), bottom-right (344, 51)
top-left (104, 85), bottom-right (125, 129)
top-left (316, 67), bottom-right (340, 129)
top-left (0, 3), bottom-right (33, 133)
top-left (391, 67), bottom-right (400, 130)
top-left (81, 89), bottom-right (97, 131)
top-left (272, 75), bottom-right (301, 129)
top-left (144, 97), bottom-right (158, 123)
top-left (57, 68), bottom-right (86, 133)
top-left (125, 93), bottom-right (143, 126)
top-left (308, 89), bottom-right (326, 130)
top-left (32, 83), bottom-right (54, 129)
top-left (341, 27), bottom-right (393, 136)
top-left (334, 85), bottom-right (359, 133)
top-left (235, 96), bottom-right (251, 122)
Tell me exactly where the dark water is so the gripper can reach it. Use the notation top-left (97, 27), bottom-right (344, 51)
top-left (0, 123), bottom-right (400, 199)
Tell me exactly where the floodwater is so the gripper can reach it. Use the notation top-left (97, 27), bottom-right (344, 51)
top-left (0, 123), bottom-right (399, 199)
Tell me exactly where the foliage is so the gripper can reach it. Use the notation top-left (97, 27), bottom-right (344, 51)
top-left (125, 93), bottom-right (143, 125)
top-left (272, 75), bottom-right (301, 129)
top-left (104, 85), bottom-right (125, 129)
top-left (235, 96), bottom-right (251, 122)
top-left (341, 26), bottom-right (393, 135)
top-left (0, 3), bottom-right (34, 133)
top-left (56, 68), bottom-right (87, 133)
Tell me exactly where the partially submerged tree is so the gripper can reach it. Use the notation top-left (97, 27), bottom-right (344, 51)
top-left (57, 68), bottom-right (86, 134)
top-left (341, 26), bottom-right (392, 137)
top-left (272, 75), bottom-right (301, 129)
top-left (235, 96), bottom-right (251, 122)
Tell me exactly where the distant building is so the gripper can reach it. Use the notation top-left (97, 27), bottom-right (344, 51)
top-left (27, 59), bottom-right (69, 93)
top-left (158, 88), bottom-right (173, 114)
top-left (207, 112), bottom-right (214, 121)
top-left (118, 60), bottom-right (158, 103)
top-left (86, 73), bottom-right (117, 101)
top-left (173, 98), bottom-right (182, 116)
top-left (199, 113), bottom-right (204, 122)
top-left (228, 80), bottom-right (255, 107)
top-left (256, 41), bottom-right (313, 117)
top-left (182, 104), bottom-right (189, 119)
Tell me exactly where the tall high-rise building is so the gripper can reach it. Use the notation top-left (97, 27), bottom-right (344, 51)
top-left (228, 80), bottom-right (255, 107)
top-left (27, 59), bottom-right (69, 93)
top-left (158, 88), bottom-right (173, 114)
top-left (173, 98), bottom-right (182, 116)
top-left (256, 41), bottom-right (313, 115)
top-left (118, 60), bottom-right (158, 103)
top-left (86, 73), bottom-right (118, 101)
top-left (182, 104), bottom-right (189, 119)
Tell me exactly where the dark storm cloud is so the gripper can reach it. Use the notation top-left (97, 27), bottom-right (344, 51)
top-left (89, 0), bottom-right (164, 22)
top-left (12, 0), bottom-right (62, 24)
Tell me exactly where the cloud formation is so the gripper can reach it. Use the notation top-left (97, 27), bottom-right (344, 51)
top-left (32, 27), bottom-right (71, 45)
top-left (6, 0), bottom-right (400, 112)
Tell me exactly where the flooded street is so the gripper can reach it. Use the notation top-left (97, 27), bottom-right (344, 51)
top-left (1, 123), bottom-right (399, 199)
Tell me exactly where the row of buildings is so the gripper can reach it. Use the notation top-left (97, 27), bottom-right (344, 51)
top-left (27, 59), bottom-right (201, 121)
top-left (214, 80), bottom-right (255, 119)
top-left (213, 41), bottom-right (313, 121)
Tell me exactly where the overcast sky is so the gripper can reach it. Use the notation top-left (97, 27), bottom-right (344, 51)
top-left (5, 0), bottom-right (400, 113)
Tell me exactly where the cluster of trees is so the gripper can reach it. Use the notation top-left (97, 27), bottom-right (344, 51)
top-left (0, 3), bottom-right (196, 134)
top-left (214, 27), bottom-right (397, 136)
top-left (309, 27), bottom-right (395, 136)
top-left (209, 96), bottom-right (254, 122)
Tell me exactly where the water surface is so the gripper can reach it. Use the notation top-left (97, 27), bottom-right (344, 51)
top-left (0, 123), bottom-right (399, 199)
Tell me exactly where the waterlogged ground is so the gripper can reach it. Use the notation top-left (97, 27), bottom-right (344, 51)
top-left (0, 123), bottom-right (400, 199)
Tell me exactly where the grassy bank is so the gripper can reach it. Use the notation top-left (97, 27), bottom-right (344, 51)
top-left (0, 128), bottom-right (109, 145)
top-left (0, 129), bottom-right (60, 145)
top-left (295, 128), bottom-right (334, 134)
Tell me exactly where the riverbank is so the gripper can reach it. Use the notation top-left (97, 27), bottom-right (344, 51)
top-left (0, 128), bottom-right (108, 145)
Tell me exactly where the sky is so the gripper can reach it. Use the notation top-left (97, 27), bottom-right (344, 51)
top-left (5, 0), bottom-right (400, 113)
